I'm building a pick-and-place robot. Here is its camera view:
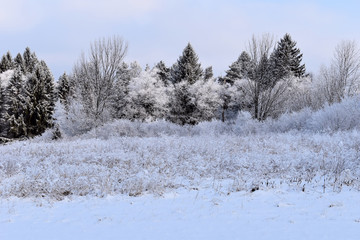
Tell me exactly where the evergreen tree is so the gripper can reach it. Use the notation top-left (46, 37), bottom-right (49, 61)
top-left (238, 51), bottom-right (255, 79)
top-left (40, 61), bottom-right (56, 115)
top-left (168, 82), bottom-right (197, 125)
top-left (0, 51), bottom-right (14, 73)
top-left (4, 68), bottom-right (28, 138)
top-left (24, 62), bottom-right (55, 136)
top-left (57, 72), bottom-right (71, 109)
top-left (224, 51), bottom-right (254, 85)
top-left (204, 66), bottom-right (214, 80)
top-left (155, 61), bottom-right (171, 86)
top-left (170, 43), bottom-right (203, 84)
top-left (168, 43), bottom-right (204, 125)
top-left (255, 54), bottom-right (273, 90)
top-left (144, 64), bottom-right (150, 72)
top-left (0, 79), bottom-right (6, 136)
top-left (23, 47), bottom-right (38, 73)
top-left (271, 33), bottom-right (306, 79)
top-left (14, 53), bottom-right (26, 73)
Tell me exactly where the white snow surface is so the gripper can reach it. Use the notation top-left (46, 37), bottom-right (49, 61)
top-left (2, 99), bottom-right (360, 239)
top-left (1, 189), bottom-right (360, 240)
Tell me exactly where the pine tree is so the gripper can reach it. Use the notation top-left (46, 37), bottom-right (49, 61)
top-left (168, 81), bottom-right (197, 125)
top-left (271, 33), bottom-right (306, 79)
top-left (0, 79), bottom-right (6, 136)
top-left (204, 66), bottom-right (214, 80)
top-left (23, 47), bottom-right (38, 74)
top-left (155, 61), bottom-right (171, 86)
top-left (170, 43), bottom-right (203, 84)
top-left (168, 43), bottom-right (204, 124)
top-left (57, 72), bottom-right (71, 110)
top-left (24, 62), bottom-right (55, 136)
top-left (255, 54), bottom-right (273, 90)
top-left (14, 53), bottom-right (26, 73)
top-left (41, 61), bottom-right (56, 115)
top-left (4, 68), bottom-right (28, 138)
top-left (224, 51), bottom-right (254, 85)
top-left (0, 51), bottom-right (14, 73)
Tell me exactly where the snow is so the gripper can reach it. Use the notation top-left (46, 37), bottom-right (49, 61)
top-left (2, 97), bottom-right (360, 239)
top-left (1, 189), bottom-right (360, 240)
top-left (0, 69), bottom-right (14, 87)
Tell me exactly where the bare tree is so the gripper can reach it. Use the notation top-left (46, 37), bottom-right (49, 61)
top-left (320, 40), bottom-right (360, 104)
top-left (247, 33), bottom-right (274, 65)
top-left (72, 36), bottom-right (128, 126)
top-left (244, 34), bottom-right (286, 121)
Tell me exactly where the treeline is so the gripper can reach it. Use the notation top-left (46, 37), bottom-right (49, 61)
top-left (1, 33), bottom-right (359, 139)
top-left (0, 48), bottom-right (55, 140)
top-left (58, 34), bottom-right (308, 135)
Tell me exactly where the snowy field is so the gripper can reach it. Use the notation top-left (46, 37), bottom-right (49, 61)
top-left (1, 189), bottom-right (360, 240)
top-left (1, 100), bottom-right (360, 239)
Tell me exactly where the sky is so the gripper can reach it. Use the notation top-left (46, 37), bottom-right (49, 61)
top-left (1, 0), bottom-right (360, 80)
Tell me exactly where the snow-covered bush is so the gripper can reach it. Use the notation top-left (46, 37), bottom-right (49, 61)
top-left (122, 70), bottom-right (170, 121)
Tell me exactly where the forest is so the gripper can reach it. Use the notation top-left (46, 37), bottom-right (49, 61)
top-left (1, 33), bottom-right (359, 141)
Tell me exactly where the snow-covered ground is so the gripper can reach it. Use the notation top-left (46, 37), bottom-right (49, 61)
top-left (1, 189), bottom-right (360, 240)
top-left (2, 100), bottom-right (360, 239)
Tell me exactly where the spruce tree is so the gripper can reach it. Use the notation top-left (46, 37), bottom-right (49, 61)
top-left (271, 33), bottom-right (306, 79)
top-left (24, 62), bottom-right (55, 136)
top-left (204, 66), bottom-right (214, 80)
top-left (169, 81), bottom-right (197, 125)
top-left (23, 47), bottom-right (38, 74)
top-left (4, 68), bottom-right (28, 138)
top-left (14, 53), bottom-right (26, 73)
top-left (57, 72), bottom-right (71, 109)
top-left (0, 51), bottom-right (14, 73)
top-left (170, 43), bottom-right (203, 84)
top-left (0, 79), bottom-right (6, 136)
top-left (224, 51), bottom-right (254, 85)
top-left (168, 43), bottom-right (203, 125)
top-left (155, 61), bottom-right (171, 86)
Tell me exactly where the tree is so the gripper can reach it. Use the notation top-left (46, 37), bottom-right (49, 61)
top-left (191, 78), bottom-right (222, 122)
top-left (23, 47), bottom-right (38, 74)
top-left (4, 68), bottom-right (28, 138)
top-left (170, 43), bottom-right (203, 84)
top-left (0, 78), bottom-right (6, 135)
top-left (271, 33), bottom-right (306, 79)
top-left (122, 70), bottom-right (169, 121)
top-left (24, 62), bottom-right (55, 136)
top-left (0, 51), bottom-right (14, 73)
top-left (111, 61), bottom-right (141, 119)
top-left (319, 40), bottom-right (360, 104)
top-left (168, 43), bottom-right (204, 124)
top-left (168, 81), bottom-right (197, 125)
top-left (57, 72), bottom-right (71, 110)
top-left (14, 53), bottom-right (26, 73)
top-left (221, 51), bottom-right (254, 121)
top-left (72, 36), bottom-right (128, 127)
top-left (241, 34), bottom-right (294, 121)
top-left (204, 66), bottom-right (214, 80)
top-left (224, 51), bottom-right (254, 85)
top-left (155, 61), bottom-right (171, 86)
